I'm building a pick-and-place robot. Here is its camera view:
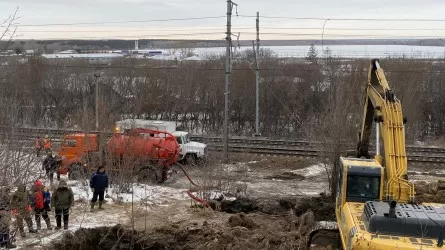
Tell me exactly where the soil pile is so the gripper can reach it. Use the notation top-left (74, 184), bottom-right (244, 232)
top-left (50, 211), bottom-right (323, 250)
top-left (415, 180), bottom-right (445, 203)
top-left (214, 195), bottom-right (335, 222)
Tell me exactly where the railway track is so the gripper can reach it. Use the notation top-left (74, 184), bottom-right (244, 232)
top-left (1, 127), bottom-right (445, 164)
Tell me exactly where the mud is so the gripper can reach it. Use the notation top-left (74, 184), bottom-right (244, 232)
top-left (48, 224), bottom-right (163, 250)
top-left (217, 197), bottom-right (260, 213)
top-left (415, 180), bottom-right (445, 203)
top-left (50, 210), bottom-right (320, 250)
top-left (294, 195), bottom-right (335, 221)
top-left (264, 172), bottom-right (306, 181)
top-left (212, 194), bottom-right (335, 222)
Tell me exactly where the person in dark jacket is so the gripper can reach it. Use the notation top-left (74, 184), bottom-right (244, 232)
top-left (42, 153), bottom-right (61, 183)
top-left (11, 185), bottom-right (37, 237)
top-left (29, 180), bottom-right (52, 230)
top-left (0, 187), bottom-right (16, 249)
top-left (89, 166), bottom-right (109, 211)
top-left (51, 180), bottom-right (74, 230)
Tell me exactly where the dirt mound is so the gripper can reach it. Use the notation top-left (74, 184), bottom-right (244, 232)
top-left (264, 172), bottom-right (305, 181)
top-left (214, 195), bottom-right (335, 222)
top-left (415, 180), bottom-right (445, 203)
top-left (49, 224), bottom-right (168, 250)
top-left (293, 194), bottom-right (335, 221)
top-left (50, 211), bottom-right (318, 250)
top-left (228, 213), bottom-right (257, 229)
top-left (218, 197), bottom-right (260, 213)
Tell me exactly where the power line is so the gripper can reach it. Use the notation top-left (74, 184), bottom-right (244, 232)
top-left (259, 27), bottom-right (445, 31)
top-left (6, 16), bottom-right (226, 27)
top-left (16, 27), bottom-right (445, 33)
top-left (17, 27), bottom-right (257, 33)
top-left (24, 32), bottom-right (226, 40)
top-left (16, 33), bottom-right (445, 41)
top-left (246, 33), bottom-right (445, 38)
top-left (238, 15), bottom-right (445, 22)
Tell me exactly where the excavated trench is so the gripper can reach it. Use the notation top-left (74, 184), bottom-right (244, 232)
top-left (49, 195), bottom-right (335, 250)
top-left (49, 225), bottom-right (168, 250)
top-left (213, 195), bottom-right (335, 221)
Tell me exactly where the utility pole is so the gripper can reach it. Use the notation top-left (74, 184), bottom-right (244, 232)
top-left (94, 72), bottom-right (100, 130)
top-left (254, 11), bottom-right (260, 137)
top-left (223, 0), bottom-right (237, 163)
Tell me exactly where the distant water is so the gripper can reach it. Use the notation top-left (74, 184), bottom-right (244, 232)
top-left (191, 45), bottom-right (445, 58)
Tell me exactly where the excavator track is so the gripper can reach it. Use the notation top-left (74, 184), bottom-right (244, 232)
top-left (307, 229), bottom-right (342, 250)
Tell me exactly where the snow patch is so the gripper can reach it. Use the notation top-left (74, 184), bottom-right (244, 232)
top-left (221, 163), bottom-right (250, 173)
top-left (290, 163), bottom-right (326, 178)
top-left (66, 179), bottom-right (188, 205)
top-left (315, 221), bottom-right (337, 229)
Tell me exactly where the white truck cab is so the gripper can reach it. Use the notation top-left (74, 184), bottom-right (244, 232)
top-left (172, 131), bottom-right (207, 164)
top-left (114, 119), bottom-right (207, 164)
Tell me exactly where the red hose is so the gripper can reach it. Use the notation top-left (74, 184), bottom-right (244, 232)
top-left (186, 190), bottom-right (210, 208)
top-left (177, 163), bottom-right (211, 208)
top-left (177, 163), bottom-right (200, 187)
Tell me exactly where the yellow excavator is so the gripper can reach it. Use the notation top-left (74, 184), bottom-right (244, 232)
top-left (308, 59), bottom-right (445, 249)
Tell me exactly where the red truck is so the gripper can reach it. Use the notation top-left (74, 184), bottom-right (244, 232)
top-left (55, 128), bottom-right (179, 183)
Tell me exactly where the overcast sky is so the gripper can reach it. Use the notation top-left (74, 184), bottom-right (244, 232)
top-left (1, 0), bottom-right (445, 40)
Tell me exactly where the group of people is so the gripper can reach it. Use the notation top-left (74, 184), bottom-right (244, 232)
top-left (0, 165), bottom-right (109, 248)
top-left (0, 179), bottom-right (74, 249)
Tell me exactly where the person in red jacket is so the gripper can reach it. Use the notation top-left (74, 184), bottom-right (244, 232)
top-left (29, 180), bottom-right (52, 230)
top-left (42, 135), bottom-right (51, 155)
top-left (35, 137), bottom-right (43, 157)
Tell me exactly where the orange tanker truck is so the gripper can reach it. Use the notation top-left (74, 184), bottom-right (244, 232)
top-left (55, 128), bottom-right (179, 183)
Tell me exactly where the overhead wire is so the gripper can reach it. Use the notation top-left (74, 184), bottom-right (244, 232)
top-left (237, 15), bottom-right (445, 22)
top-left (11, 16), bottom-right (227, 27)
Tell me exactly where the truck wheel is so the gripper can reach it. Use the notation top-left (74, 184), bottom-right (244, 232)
top-left (137, 166), bottom-right (160, 184)
top-left (69, 163), bottom-right (83, 180)
top-left (185, 154), bottom-right (197, 166)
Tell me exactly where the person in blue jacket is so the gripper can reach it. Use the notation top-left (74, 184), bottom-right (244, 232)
top-left (89, 165), bottom-right (108, 212)
top-left (43, 186), bottom-right (51, 212)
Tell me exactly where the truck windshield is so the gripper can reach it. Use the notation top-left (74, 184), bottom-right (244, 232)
top-left (184, 134), bottom-right (190, 143)
top-left (62, 139), bottom-right (77, 147)
top-left (347, 175), bottom-right (380, 201)
top-left (175, 136), bottom-right (182, 144)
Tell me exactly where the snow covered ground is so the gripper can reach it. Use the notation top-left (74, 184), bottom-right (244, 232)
top-left (290, 163), bottom-right (327, 178)
top-left (13, 175), bottom-right (190, 249)
top-left (6, 160), bottom-right (190, 249)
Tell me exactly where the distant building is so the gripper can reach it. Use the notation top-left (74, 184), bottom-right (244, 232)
top-left (42, 53), bottom-right (125, 64)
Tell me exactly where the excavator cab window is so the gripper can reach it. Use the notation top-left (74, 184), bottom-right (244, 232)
top-left (346, 175), bottom-right (380, 202)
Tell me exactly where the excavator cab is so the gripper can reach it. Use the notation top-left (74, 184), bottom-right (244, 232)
top-left (337, 157), bottom-right (384, 207)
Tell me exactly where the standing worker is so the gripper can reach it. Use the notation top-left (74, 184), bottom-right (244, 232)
top-left (90, 166), bottom-right (109, 212)
top-left (35, 137), bottom-right (43, 157)
top-left (0, 187), bottom-right (16, 249)
top-left (29, 180), bottom-right (52, 230)
top-left (11, 184), bottom-right (37, 237)
top-left (42, 153), bottom-right (60, 183)
top-left (52, 180), bottom-right (74, 230)
top-left (42, 135), bottom-right (51, 155)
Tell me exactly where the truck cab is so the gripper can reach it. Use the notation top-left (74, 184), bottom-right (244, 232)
top-left (57, 133), bottom-right (99, 178)
top-left (172, 131), bottom-right (207, 164)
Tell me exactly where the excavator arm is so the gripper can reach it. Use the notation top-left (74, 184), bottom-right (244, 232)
top-left (357, 59), bottom-right (414, 203)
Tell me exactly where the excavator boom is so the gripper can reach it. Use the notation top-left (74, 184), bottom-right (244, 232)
top-left (357, 59), bottom-right (414, 203)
